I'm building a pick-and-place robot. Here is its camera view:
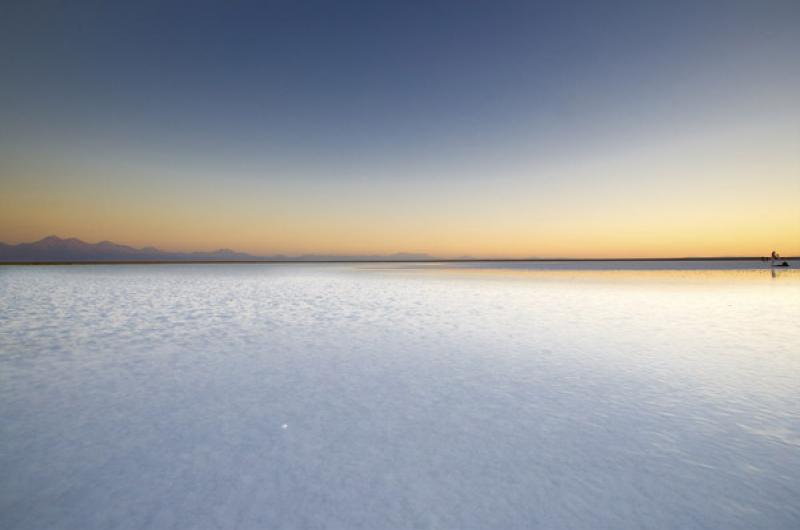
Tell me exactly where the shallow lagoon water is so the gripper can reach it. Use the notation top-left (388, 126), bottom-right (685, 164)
top-left (1, 262), bottom-right (799, 529)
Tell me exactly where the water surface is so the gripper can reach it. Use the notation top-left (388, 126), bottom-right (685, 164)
top-left (1, 263), bottom-right (798, 529)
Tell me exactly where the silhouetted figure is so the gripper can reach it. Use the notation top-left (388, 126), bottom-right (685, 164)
top-left (770, 250), bottom-right (789, 267)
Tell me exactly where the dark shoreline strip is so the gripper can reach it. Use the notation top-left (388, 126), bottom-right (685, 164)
top-left (1, 258), bottom-right (797, 266)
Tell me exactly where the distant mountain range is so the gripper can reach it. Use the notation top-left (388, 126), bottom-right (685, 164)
top-left (0, 236), bottom-right (434, 262)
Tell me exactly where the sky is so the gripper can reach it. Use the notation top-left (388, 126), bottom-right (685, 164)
top-left (1, 0), bottom-right (798, 258)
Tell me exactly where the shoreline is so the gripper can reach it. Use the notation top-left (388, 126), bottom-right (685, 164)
top-left (1, 257), bottom-right (796, 266)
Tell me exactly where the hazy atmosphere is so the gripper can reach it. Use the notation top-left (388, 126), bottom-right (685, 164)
top-left (2, 0), bottom-right (798, 257)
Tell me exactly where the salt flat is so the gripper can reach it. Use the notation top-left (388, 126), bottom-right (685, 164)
top-left (1, 263), bottom-right (798, 529)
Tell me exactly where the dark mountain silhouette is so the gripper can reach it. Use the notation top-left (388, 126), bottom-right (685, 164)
top-left (0, 236), bottom-right (434, 262)
top-left (0, 236), bottom-right (258, 261)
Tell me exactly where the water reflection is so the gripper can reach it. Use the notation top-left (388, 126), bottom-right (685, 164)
top-left (359, 261), bottom-right (800, 285)
top-left (1, 263), bottom-right (799, 529)
top-left (771, 268), bottom-right (793, 279)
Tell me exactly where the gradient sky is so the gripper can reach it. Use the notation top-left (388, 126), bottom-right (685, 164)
top-left (1, 0), bottom-right (798, 257)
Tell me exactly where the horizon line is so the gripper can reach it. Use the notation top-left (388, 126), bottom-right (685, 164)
top-left (1, 235), bottom-right (796, 263)
top-left (2, 257), bottom-right (798, 266)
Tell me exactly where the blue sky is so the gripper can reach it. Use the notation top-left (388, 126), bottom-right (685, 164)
top-left (2, 1), bottom-right (798, 256)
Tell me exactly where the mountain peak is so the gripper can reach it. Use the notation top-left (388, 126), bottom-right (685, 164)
top-left (0, 236), bottom-right (262, 262)
top-left (0, 236), bottom-right (439, 262)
